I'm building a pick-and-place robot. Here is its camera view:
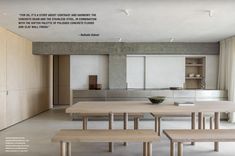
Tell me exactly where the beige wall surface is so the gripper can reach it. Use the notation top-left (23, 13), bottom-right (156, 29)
top-left (0, 27), bottom-right (50, 130)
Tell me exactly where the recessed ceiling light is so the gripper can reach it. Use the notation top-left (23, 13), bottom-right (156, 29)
top-left (205, 10), bottom-right (214, 17)
top-left (209, 10), bottom-right (214, 17)
top-left (122, 9), bottom-right (130, 16)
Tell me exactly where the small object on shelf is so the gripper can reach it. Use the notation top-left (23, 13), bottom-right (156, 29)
top-left (89, 75), bottom-right (98, 90)
top-left (196, 74), bottom-right (201, 78)
top-left (96, 84), bottom-right (102, 90)
top-left (148, 96), bottom-right (165, 104)
top-left (174, 101), bottom-right (195, 106)
top-left (189, 73), bottom-right (195, 77)
top-left (169, 87), bottom-right (182, 90)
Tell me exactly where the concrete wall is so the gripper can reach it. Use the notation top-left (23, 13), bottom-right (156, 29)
top-left (33, 42), bottom-right (219, 55)
top-left (109, 55), bottom-right (127, 89)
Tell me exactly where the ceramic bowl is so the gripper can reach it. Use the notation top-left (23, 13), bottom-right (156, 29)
top-left (148, 96), bottom-right (165, 104)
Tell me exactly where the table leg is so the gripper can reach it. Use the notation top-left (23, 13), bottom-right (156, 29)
top-left (60, 141), bottom-right (67, 156)
top-left (143, 142), bottom-right (148, 156)
top-left (134, 117), bottom-right (139, 130)
top-left (214, 112), bottom-right (220, 152)
top-left (191, 112), bottom-right (196, 145)
top-left (124, 113), bottom-right (128, 146)
top-left (178, 142), bottom-right (183, 156)
top-left (158, 117), bottom-right (161, 136)
top-left (109, 113), bottom-right (114, 152)
top-left (154, 116), bottom-right (158, 134)
top-left (210, 117), bottom-right (214, 129)
top-left (170, 141), bottom-right (175, 156)
top-left (198, 112), bottom-right (203, 129)
top-left (66, 142), bottom-right (71, 156)
top-left (203, 117), bottom-right (206, 129)
top-left (147, 142), bottom-right (152, 156)
top-left (83, 116), bottom-right (88, 130)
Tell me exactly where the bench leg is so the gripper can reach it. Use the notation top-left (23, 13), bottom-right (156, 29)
top-left (147, 142), bottom-right (152, 156)
top-left (134, 117), bottom-right (139, 130)
top-left (170, 141), bottom-right (175, 156)
top-left (178, 142), bottom-right (183, 156)
top-left (83, 116), bottom-right (88, 130)
top-left (191, 112), bottom-right (196, 145)
top-left (155, 116), bottom-right (161, 136)
top-left (109, 113), bottom-right (114, 152)
top-left (124, 113), bottom-right (128, 146)
top-left (66, 142), bottom-right (71, 156)
top-left (214, 112), bottom-right (220, 152)
top-left (143, 142), bottom-right (148, 156)
top-left (60, 142), bottom-right (67, 156)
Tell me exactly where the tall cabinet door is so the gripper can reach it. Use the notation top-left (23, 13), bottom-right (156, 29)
top-left (0, 28), bottom-right (7, 130)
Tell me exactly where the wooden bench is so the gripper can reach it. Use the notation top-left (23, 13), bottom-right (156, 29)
top-left (163, 129), bottom-right (235, 156)
top-left (52, 129), bottom-right (159, 156)
top-left (76, 113), bottom-right (144, 147)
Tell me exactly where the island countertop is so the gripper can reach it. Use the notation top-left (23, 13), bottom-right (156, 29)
top-left (71, 89), bottom-right (227, 105)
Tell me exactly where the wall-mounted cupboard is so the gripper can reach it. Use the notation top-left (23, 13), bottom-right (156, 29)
top-left (126, 55), bottom-right (218, 89)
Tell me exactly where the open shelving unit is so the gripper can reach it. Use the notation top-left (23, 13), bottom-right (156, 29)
top-left (185, 57), bottom-right (206, 89)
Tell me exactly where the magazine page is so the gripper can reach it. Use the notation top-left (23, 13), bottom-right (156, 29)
top-left (0, 0), bottom-right (235, 156)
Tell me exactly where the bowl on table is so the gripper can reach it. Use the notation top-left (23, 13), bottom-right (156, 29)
top-left (148, 96), bottom-right (165, 104)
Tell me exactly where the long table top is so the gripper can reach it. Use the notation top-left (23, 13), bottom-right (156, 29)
top-left (66, 101), bottom-right (235, 114)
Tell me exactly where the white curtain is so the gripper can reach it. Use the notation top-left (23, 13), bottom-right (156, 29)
top-left (218, 37), bottom-right (235, 122)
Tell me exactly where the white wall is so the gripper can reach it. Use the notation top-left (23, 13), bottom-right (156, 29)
top-left (127, 56), bottom-right (145, 88)
top-left (205, 55), bottom-right (219, 89)
top-left (70, 55), bottom-right (108, 89)
top-left (146, 56), bottom-right (185, 88)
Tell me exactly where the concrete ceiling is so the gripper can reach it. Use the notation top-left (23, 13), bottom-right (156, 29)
top-left (0, 0), bottom-right (235, 42)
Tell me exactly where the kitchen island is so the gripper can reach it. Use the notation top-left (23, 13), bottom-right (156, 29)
top-left (71, 89), bottom-right (227, 104)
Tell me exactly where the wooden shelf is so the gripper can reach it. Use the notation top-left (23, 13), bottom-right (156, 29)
top-left (185, 57), bottom-right (205, 89)
top-left (186, 77), bottom-right (202, 80)
top-left (186, 64), bottom-right (203, 67)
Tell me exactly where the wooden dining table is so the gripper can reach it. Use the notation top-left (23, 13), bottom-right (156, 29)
top-left (66, 100), bottom-right (235, 152)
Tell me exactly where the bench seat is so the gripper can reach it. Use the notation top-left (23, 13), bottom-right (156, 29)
top-left (52, 129), bottom-right (159, 156)
top-left (163, 129), bottom-right (235, 156)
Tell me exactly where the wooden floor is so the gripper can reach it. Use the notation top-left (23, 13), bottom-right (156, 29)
top-left (1, 107), bottom-right (235, 156)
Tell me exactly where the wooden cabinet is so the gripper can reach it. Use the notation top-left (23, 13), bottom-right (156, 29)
top-left (0, 27), bottom-right (49, 130)
top-left (0, 28), bottom-right (7, 129)
top-left (185, 57), bottom-right (206, 89)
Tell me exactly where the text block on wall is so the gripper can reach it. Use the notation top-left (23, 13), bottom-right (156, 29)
top-left (146, 56), bottom-right (185, 88)
top-left (127, 56), bottom-right (145, 89)
top-left (70, 55), bottom-right (108, 89)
